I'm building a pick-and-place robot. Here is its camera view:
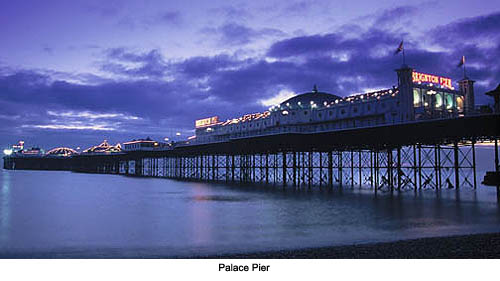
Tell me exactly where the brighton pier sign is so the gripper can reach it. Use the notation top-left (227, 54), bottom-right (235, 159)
top-left (412, 71), bottom-right (453, 90)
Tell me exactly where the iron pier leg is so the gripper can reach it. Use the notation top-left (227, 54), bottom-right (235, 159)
top-left (319, 152), bottom-right (323, 190)
top-left (454, 142), bottom-right (460, 190)
top-left (397, 148), bottom-right (401, 191)
top-left (359, 150), bottom-right (362, 187)
top-left (328, 151), bottom-right (333, 189)
top-left (472, 140), bottom-right (477, 189)
top-left (495, 139), bottom-right (499, 201)
top-left (282, 151), bottom-right (287, 188)
top-left (339, 151), bottom-right (343, 187)
top-left (293, 151), bottom-right (297, 188)
top-left (252, 154), bottom-right (255, 183)
top-left (388, 149), bottom-right (393, 192)
top-left (413, 145), bottom-right (417, 192)
top-left (437, 145), bottom-right (442, 189)
top-left (308, 151), bottom-right (312, 189)
top-left (231, 154), bottom-right (235, 182)
top-left (434, 145), bottom-right (439, 190)
top-left (350, 150), bottom-right (354, 187)
top-left (418, 145), bottom-right (422, 189)
top-left (370, 151), bottom-right (373, 188)
top-left (265, 153), bottom-right (269, 185)
top-left (374, 151), bottom-right (378, 194)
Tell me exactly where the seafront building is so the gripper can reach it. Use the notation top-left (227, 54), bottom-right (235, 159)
top-left (192, 65), bottom-right (476, 144)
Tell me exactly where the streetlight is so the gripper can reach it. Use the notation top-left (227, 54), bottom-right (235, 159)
top-left (3, 149), bottom-right (13, 156)
top-left (164, 137), bottom-right (169, 142)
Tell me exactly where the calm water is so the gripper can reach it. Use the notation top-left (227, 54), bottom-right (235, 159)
top-left (1, 146), bottom-right (499, 258)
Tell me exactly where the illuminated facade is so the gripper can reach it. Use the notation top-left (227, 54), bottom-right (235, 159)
top-left (45, 147), bottom-right (78, 157)
top-left (83, 140), bottom-right (122, 154)
top-left (123, 138), bottom-right (164, 151)
top-left (192, 65), bottom-right (474, 144)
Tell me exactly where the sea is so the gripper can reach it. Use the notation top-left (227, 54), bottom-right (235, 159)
top-left (1, 146), bottom-right (499, 258)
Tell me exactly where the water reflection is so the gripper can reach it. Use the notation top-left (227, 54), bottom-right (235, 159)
top-left (0, 170), bottom-right (11, 243)
top-left (0, 169), bottom-right (499, 257)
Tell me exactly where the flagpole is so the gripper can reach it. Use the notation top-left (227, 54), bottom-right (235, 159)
top-left (402, 47), bottom-right (406, 65)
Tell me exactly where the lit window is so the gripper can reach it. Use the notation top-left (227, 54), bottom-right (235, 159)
top-left (413, 88), bottom-right (421, 107)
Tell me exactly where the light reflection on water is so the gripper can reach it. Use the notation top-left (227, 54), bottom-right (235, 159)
top-left (0, 147), bottom-right (499, 258)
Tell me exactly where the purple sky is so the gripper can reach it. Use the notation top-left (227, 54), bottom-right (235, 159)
top-left (1, 0), bottom-right (499, 150)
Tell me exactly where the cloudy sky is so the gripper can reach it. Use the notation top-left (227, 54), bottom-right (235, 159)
top-left (1, 0), bottom-right (499, 150)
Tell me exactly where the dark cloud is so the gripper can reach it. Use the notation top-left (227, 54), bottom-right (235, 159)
top-left (209, 5), bottom-right (252, 21)
top-left (116, 10), bottom-right (184, 30)
top-left (267, 28), bottom-right (404, 59)
top-left (373, 5), bottom-right (418, 27)
top-left (155, 11), bottom-right (184, 26)
top-left (431, 11), bottom-right (500, 45)
top-left (100, 48), bottom-right (169, 78)
top-left (157, 10), bottom-right (182, 26)
top-left (203, 22), bottom-right (285, 45)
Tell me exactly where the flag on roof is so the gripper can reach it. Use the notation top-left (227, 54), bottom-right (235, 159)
top-left (394, 41), bottom-right (404, 55)
top-left (457, 56), bottom-right (465, 67)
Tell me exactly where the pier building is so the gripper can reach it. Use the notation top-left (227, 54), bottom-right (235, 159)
top-left (194, 66), bottom-right (473, 144)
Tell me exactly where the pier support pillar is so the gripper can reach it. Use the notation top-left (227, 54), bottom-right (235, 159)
top-left (282, 151), bottom-right (287, 188)
top-left (495, 139), bottom-right (500, 201)
top-left (454, 142), bottom-right (460, 190)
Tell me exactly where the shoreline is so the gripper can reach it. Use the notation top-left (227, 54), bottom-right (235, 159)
top-left (198, 232), bottom-right (500, 259)
top-left (1, 232), bottom-right (500, 258)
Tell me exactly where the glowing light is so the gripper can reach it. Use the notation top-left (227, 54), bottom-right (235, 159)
top-left (195, 116), bottom-right (219, 128)
top-left (164, 137), bottom-right (169, 141)
top-left (412, 71), bottom-right (453, 89)
top-left (176, 132), bottom-right (181, 136)
top-left (282, 110), bottom-right (289, 115)
top-left (3, 149), bottom-right (13, 156)
top-left (187, 135), bottom-right (196, 140)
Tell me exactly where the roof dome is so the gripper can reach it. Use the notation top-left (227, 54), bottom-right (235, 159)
top-left (46, 147), bottom-right (78, 156)
top-left (280, 86), bottom-right (341, 108)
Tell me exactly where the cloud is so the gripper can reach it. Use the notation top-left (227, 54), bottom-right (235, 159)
top-left (209, 5), bottom-right (252, 21)
top-left (203, 22), bottom-right (285, 46)
top-left (47, 110), bottom-right (140, 120)
top-left (1, 8), bottom-right (499, 149)
top-left (373, 5), bottom-right (418, 27)
top-left (156, 10), bottom-right (183, 26)
top-left (431, 11), bottom-right (500, 46)
top-left (100, 48), bottom-right (170, 78)
top-left (22, 124), bottom-right (116, 131)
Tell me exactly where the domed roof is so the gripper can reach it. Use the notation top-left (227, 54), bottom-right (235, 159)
top-left (46, 147), bottom-right (78, 156)
top-left (280, 86), bottom-right (341, 108)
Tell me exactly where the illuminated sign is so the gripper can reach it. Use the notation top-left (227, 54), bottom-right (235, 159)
top-left (195, 116), bottom-right (219, 128)
top-left (412, 71), bottom-right (453, 90)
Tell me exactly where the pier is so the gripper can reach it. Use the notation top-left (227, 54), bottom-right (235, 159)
top-left (5, 114), bottom-right (499, 194)
top-left (3, 66), bottom-right (500, 196)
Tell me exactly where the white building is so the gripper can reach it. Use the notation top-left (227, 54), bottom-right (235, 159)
top-left (193, 65), bottom-right (474, 144)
